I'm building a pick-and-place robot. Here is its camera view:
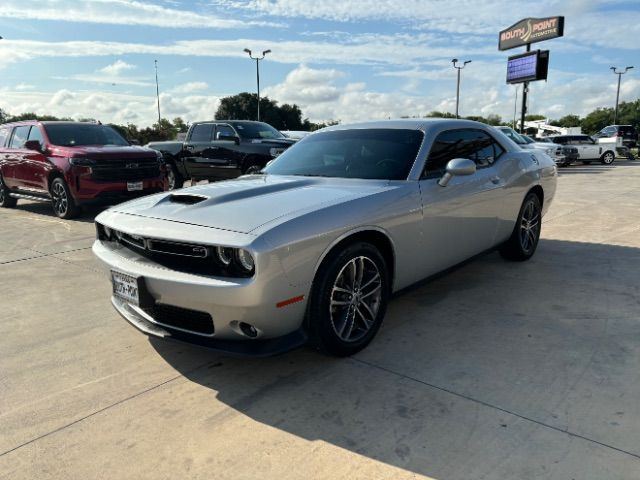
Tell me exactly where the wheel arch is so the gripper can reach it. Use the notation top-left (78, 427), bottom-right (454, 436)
top-left (527, 184), bottom-right (544, 208)
top-left (313, 227), bottom-right (396, 293)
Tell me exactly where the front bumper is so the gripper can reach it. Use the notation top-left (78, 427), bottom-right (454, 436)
top-left (71, 175), bottom-right (167, 205)
top-left (92, 239), bottom-right (310, 353)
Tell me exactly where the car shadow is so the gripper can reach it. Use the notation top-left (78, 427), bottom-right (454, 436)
top-left (148, 238), bottom-right (640, 478)
top-left (15, 200), bottom-right (110, 223)
top-left (559, 158), bottom-right (640, 175)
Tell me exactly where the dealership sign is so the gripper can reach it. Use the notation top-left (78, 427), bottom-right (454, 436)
top-left (499, 16), bottom-right (564, 50)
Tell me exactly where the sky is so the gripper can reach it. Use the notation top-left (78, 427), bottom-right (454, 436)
top-left (0, 0), bottom-right (639, 127)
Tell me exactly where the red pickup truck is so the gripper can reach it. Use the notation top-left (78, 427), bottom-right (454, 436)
top-left (0, 121), bottom-right (167, 219)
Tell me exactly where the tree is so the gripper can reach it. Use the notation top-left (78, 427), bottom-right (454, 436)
top-left (0, 108), bottom-right (9, 124)
top-left (172, 117), bottom-right (189, 133)
top-left (550, 114), bottom-right (582, 128)
top-left (581, 107), bottom-right (614, 134)
top-left (524, 114), bottom-right (546, 121)
top-left (215, 92), bottom-right (309, 130)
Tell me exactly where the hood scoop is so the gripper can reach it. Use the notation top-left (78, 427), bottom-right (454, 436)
top-left (165, 193), bottom-right (209, 205)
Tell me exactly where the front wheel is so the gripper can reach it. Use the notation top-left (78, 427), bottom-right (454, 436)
top-left (307, 242), bottom-right (389, 356)
top-left (499, 192), bottom-right (542, 261)
top-left (0, 175), bottom-right (18, 208)
top-left (166, 163), bottom-right (184, 190)
top-left (600, 151), bottom-right (615, 165)
top-left (50, 177), bottom-right (80, 219)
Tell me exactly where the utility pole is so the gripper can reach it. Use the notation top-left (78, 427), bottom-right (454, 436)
top-left (610, 66), bottom-right (633, 124)
top-left (243, 48), bottom-right (271, 121)
top-left (451, 59), bottom-right (471, 118)
top-left (154, 60), bottom-right (161, 125)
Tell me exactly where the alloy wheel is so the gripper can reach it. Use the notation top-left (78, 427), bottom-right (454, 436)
top-left (602, 152), bottom-right (615, 164)
top-left (167, 168), bottom-right (176, 190)
top-left (51, 181), bottom-right (68, 216)
top-left (329, 256), bottom-right (382, 343)
top-left (519, 198), bottom-right (540, 255)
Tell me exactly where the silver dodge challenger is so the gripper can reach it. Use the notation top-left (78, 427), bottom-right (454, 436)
top-left (93, 119), bottom-right (557, 356)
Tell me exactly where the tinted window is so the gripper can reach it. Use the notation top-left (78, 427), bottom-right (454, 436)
top-left (27, 125), bottom-right (45, 145)
top-left (425, 129), bottom-right (504, 177)
top-left (232, 122), bottom-right (284, 140)
top-left (216, 124), bottom-right (236, 139)
top-left (189, 123), bottom-right (214, 142)
top-left (0, 127), bottom-right (10, 147)
top-left (264, 129), bottom-right (423, 180)
top-left (576, 136), bottom-right (593, 144)
top-left (498, 127), bottom-right (526, 145)
top-left (9, 126), bottom-right (31, 149)
top-left (550, 137), bottom-right (565, 144)
top-left (44, 124), bottom-right (128, 146)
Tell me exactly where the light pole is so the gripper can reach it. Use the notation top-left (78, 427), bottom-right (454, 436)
top-left (452, 58), bottom-right (471, 118)
top-left (243, 48), bottom-right (271, 121)
top-left (154, 59), bottom-right (161, 125)
top-left (610, 66), bottom-right (633, 125)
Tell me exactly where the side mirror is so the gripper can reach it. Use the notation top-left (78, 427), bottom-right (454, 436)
top-left (129, 138), bottom-right (140, 145)
top-left (24, 140), bottom-right (42, 152)
top-left (218, 133), bottom-right (240, 144)
top-left (438, 158), bottom-right (476, 187)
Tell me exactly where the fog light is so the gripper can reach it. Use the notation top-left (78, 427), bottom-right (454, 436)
top-left (239, 322), bottom-right (258, 338)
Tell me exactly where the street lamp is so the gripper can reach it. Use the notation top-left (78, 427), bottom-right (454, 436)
top-left (154, 60), bottom-right (161, 125)
top-left (452, 58), bottom-right (471, 119)
top-left (243, 48), bottom-right (271, 122)
top-left (610, 66), bottom-right (634, 125)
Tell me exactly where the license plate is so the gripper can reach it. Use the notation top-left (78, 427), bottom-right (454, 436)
top-left (127, 181), bottom-right (143, 191)
top-left (111, 270), bottom-right (140, 305)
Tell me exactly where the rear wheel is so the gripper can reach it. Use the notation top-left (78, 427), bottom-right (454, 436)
top-left (243, 161), bottom-right (263, 175)
top-left (0, 175), bottom-right (18, 208)
top-left (50, 177), bottom-right (80, 219)
top-left (307, 242), bottom-right (389, 356)
top-left (499, 192), bottom-right (542, 261)
top-left (600, 151), bottom-right (615, 165)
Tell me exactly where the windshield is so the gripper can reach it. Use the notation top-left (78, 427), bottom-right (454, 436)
top-left (44, 124), bottom-right (129, 147)
top-left (521, 135), bottom-right (535, 144)
top-left (231, 122), bottom-right (285, 140)
top-left (499, 127), bottom-right (527, 145)
top-left (263, 128), bottom-right (424, 180)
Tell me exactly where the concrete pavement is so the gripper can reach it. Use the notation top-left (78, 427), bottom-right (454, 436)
top-left (1, 161), bottom-right (639, 479)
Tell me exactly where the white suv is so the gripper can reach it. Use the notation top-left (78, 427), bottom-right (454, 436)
top-left (549, 135), bottom-right (617, 165)
top-left (495, 126), bottom-right (576, 166)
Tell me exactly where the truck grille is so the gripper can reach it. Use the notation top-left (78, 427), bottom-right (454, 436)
top-left (91, 158), bottom-right (160, 182)
top-left (562, 146), bottom-right (578, 154)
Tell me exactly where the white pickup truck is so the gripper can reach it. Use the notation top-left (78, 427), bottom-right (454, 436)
top-left (548, 134), bottom-right (618, 165)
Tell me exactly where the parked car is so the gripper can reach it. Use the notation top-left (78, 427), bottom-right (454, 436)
top-left (596, 125), bottom-right (638, 148)
top-left (0, 121), bottom-right (166, 219)
top-left (495, 126), bottom-right (578, 166)
top-left (146, 120), bottom-right (297, 190)
top-left (93, 119), bottom-right (556, 357)
top-left (281, 130), bottom-right (312, 140)
top-left (548, 134), bottom-right (617, 165)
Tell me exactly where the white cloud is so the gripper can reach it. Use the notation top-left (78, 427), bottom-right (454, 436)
top-left (168, 82), bottom-right (209, 94)
top-left (100, 60), bottom-right (136, 76)
top-left (0, 0), bottom-right (281, 29)
top-left (55, 60), bottom-right (152, 87)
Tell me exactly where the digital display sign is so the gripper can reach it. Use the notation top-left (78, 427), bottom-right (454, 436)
top-left (506, 50), bottom-right (549, 84)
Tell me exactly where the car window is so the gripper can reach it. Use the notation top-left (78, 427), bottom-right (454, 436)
top-left (424, 129), bottom-right (504, 178)
top-left (9, 126), bottom-right (31, 149)
top-left (232, 122), bottom-right (285, 140)
top-left (0, 127), bottom-right (10, 147)
top-left (215, 124), bottom-right (236, 139)
top-left (43, 124), bottom-right (128, 146)
top-left (27, 125), bottom-right (45, 145)
top-left (189, 123), bottom-right (214, 142)
top-left (576, 136), bottom-right (592, 145)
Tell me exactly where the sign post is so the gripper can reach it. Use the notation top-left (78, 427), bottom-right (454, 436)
top-left (499, 16), bottom-right (564, 133)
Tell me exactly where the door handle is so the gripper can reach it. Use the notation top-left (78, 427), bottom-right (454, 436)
top-left (490, 176), bottom-right (502, 185)
top-left (185, 145), bottom-right (195, 150)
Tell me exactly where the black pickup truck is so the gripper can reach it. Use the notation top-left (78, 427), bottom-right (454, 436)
top-left (146, 120), bottom-right (297, 189)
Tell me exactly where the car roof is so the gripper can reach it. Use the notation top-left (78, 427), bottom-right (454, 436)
top-left (322, 118), bottom-right (495, 132)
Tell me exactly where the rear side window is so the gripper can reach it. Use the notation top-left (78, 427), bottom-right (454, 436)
top-left (424, 129), bottom-right (504, 177)
top-left (0, 127), bottom-right (9, 147)
top-left (9, 126), bottom-right (31, 149)
top-left (189, 124), bottom-right (214, 142)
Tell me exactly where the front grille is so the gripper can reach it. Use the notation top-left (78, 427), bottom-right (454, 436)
top-left (149, 303), bottom-right (214, 335)
top-left (91, 158), bottom-right (160, 182)
top-left (562, 147), bottom-right (578, 154)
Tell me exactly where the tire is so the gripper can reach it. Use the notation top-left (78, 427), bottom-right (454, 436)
top-left (0, 174), bottom-right (18, 208)
top-left (243, 161), bottom-right (263, 175)
top-left (600, 151), bottom-right (615, 165)
top-left (499, 192), bottom-right (542, 262)
top-left (50, 177), bottom-right (80, 219)
top-left (562, 161), bottom-right (571, 167)
top-left (307, 242), bottom-right (390, 356)
top-left (166, 163), bottom-right (184, 190)
top-left (582, 161), bottom-right (592, 165)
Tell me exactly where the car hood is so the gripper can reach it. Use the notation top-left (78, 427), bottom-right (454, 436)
top-left (109, 175), bottom-right (392, 234)
top-left (51, 145), bottom-right (157, 159)
top-left (522, 142), bottom-right (556, 151)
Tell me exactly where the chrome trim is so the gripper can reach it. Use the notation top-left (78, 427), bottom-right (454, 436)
top-left (147, 239), bottom-right (210, 258)
top-left (9, 193), bottom-right (49, 202)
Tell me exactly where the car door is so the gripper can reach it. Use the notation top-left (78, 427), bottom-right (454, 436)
top-left (4, 125), bottom-right (31, 190)
top-left (211, 124), bottom-right (243, 178)
top-left (17, 125), bottom-right (51, 193)
top-left (417, 128), bottom-right (509, 276)
top-left (182, 123), bottom-right (217, 179)
top-left (576, 135), bottom-right (600, 160)
top-left (0, 126), bottom-right (14, 186)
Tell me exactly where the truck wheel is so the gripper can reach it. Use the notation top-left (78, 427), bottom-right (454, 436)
top-left (243, 161), bottom-right (263, 175)
top-left (0, 175), bottom-right (18, 208)
top-left (50, 177), bottom-right (80, 219)
top-left (167, 163), bottom-right (184, 190)
top-left (600, 151), bottom-right (615, 165)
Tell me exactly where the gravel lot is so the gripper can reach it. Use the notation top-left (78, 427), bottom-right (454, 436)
top-left (1, 161), bottom-right (640, 479)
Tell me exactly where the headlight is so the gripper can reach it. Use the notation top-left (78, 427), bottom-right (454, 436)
top-left (216, 246), bottom-right (233, 266)
top-left (236, 249), bottom-right (255, 272)
top-left (269, 147), bottom-right (285, 158)
top-left (154, 150), bottom-right (164, 163)
top-left (545, 147), bottom-right (556, 156)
